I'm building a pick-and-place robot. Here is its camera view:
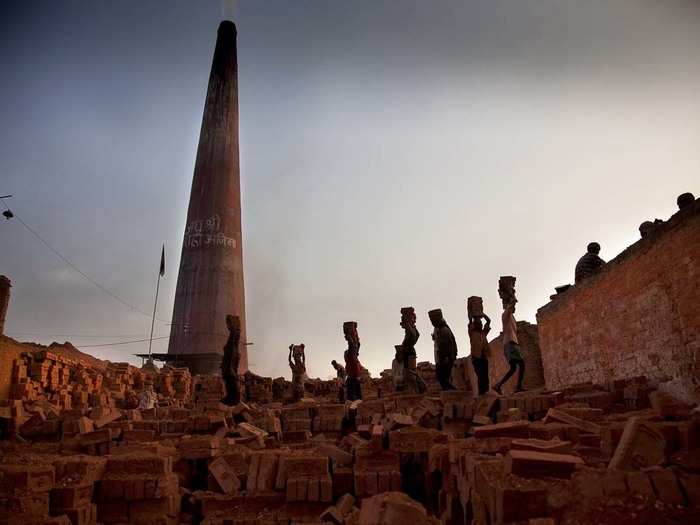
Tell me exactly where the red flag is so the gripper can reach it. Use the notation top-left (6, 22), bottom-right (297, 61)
top-left (159, 244), bottom-right (165, 276)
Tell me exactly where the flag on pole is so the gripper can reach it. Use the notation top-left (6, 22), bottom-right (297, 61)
top-left (159, 244), bottom-right (165, 276)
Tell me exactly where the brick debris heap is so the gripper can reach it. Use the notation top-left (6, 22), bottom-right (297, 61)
top-left (1, 337), bottom-right (699, 525)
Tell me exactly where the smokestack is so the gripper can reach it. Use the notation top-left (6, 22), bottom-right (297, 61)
top-left (0, 276), bottom-right (11, 336)
top-left (167, 21), bottom-right (247, 374)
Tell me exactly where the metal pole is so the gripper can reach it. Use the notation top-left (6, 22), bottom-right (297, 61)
top-left (147, 274), bottom-right (161, 358)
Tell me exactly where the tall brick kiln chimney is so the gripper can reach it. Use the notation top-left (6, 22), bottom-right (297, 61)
top-left (0, 276), bottom-right (10, 336)
top-left (167, 21), bottom-right (247, 375)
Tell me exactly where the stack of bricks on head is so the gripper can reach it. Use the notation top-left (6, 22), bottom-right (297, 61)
top-left (0, 338), bottom-right (699, 525)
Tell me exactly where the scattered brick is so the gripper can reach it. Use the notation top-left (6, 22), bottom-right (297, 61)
top-left (505, 449), bottom-right (584, 478)
top-left (608, 416), bottom-right (666, 470)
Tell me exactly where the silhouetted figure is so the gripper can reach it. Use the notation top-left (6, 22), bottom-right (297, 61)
top-left (221, 314), bottom-right (241, 405)
top-left (677, 192), bottom-right (695, 210)
top-left (400, 307), bottom-right (425, 393)
top-left (288, 343), bottom-right (306, 402)
top-left (574, 242), bottom-right (605, 284)
top-left (332, 359), bottom-right (346, 380)
top-left (429, 309), bottom-right (457, 390)
top-left (332, 359), bottom-right (346, 402)
top-left (468, 313), bottom-right (491, 395)
top-left (343, 321), bottom-right (363, 401)
top-left (493, 300), bottom-right (525, 394)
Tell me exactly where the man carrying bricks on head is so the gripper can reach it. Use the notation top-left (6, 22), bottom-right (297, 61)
top-left (343, 321), bottom-right (363, 401)
top-left (429, 309), bottom-right (458, 390)
top-left (468, 311), bottom-right (491, 396)
top-left (399, 306), bottom-right (426, 394)
top-left (288, 344), bottom-right (307, 402)
top-left (493, 298), bottom-right (525, 395)
top-left (221, 314), bottom-right (241, 405)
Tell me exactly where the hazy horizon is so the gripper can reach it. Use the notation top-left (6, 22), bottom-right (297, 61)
top-left (2, 0), bottom-right (699, 379)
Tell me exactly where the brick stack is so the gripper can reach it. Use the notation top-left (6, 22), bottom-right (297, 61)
top-left (96, 454), bottom-right (178, 525)
top-left (50, 456), bottom-right (105, 525)
top-left (193, 376), bottom-right (225, 408)
top-left (2, 324), bottom-right (700, 525)
top-left (243, 372), bottom-right (272, 404)
top-left (0, 463), bottom-right (55, 524)
top-left (313, 404), bottom-right (346, 435)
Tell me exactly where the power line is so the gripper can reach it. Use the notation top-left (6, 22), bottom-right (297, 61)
top-left (75, 335), bottom-right (170, 348)
top-left (0, 197), bottom-right (170, 324)
top-left (6, 332), bottom-right (170, 338)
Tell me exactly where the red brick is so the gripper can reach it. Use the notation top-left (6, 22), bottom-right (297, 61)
top-left (370, 424), bottom-right (384, 453)
top-left (129, 495), bottom-right (178, 517)
top-left (573, 469), bottom-right (604, 499)
top-left (0, 464), bottom-right (55, 493)
top-left (385, 413), bottom-right (414, 431)
top-left (511, 438), bottom-right (573, 454)
top-left (388, 427), bottom-right (435, 453)
top-left (676, 471), bottom-right (700, 506)
top-left (316, 443), bottom-right (353, 466)
top-left (608, 417), bottom-right (666, 470)
top-left (505, 450), bottom-right (584, 478)
top-left (603, 470), bottom-right (628, 496)
top-left (296, 478), bottom-right (308, 501)
top-left (626, 471), bottom-right (655, 497)
top-left (208, 457), bottom-right (240, 495)
top-left (50, 485), bottom-right (93, 509)
top-left (56, 503), bottom-right (96, 525)
top-left (495, 483), bottom-right (548, 523)
top-left (332, 468), bottom-right (354, 499)
top-left (544, 408), bottom-right (602, 435)
top-left (319, 476), bottom-right (333, 503)
top-left (79, 428), bottom-right (112, 446)
top-left (473, 421), bottom-right (530, 439)
top-left (0, 491), bottom-right (49, 517)
top-left (320, 506), bottom-right (344, 524)
top-left (122, 429), bottom-right (156, 442)
top-left (649, 468), bottom-right (685, 505)
top-left (308, 478), bottom-right (320, 502)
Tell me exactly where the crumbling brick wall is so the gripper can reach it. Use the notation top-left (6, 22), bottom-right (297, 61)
top-left (486, 321), bottom-right (544, 393)
top-left (536, 199), bottom-right (700, 403)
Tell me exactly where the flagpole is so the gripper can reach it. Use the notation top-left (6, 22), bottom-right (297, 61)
top-left (147, 276), bottom-right (160, 358)
top-left (148, 245), bottom-right (165, 359)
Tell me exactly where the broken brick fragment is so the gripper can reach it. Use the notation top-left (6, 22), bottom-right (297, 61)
top-left (207, 456), bottom-right (240, 495)
top-left (608, 416), bottom-right (666, 471)
top-left (544, 408), bottom-right (602, 435)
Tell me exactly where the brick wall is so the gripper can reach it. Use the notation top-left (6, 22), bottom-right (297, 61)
top-left (486, 321), bottom-right (544, 394)
top-left (536, 199), bottom-right (700, 403)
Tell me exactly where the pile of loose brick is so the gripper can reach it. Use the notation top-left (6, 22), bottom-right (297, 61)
top-left (1, 346), bottom-right (700, 525)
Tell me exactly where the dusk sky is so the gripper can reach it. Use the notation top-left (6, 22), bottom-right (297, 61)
top-left (2, 0), bottom-right (699, 379)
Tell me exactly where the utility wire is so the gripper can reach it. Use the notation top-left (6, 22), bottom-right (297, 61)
top-left (6, 332), bottom-right (170, 338)
top-left (0, 197), bottom-right (170, 324)
top-left (75, 335), bottom-right (170, 348)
